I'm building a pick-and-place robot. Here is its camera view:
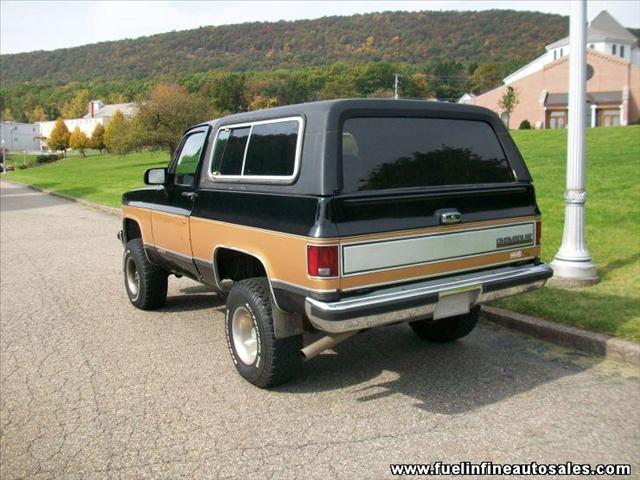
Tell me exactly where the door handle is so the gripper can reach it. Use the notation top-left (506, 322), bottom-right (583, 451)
top-left (181, 191), bottom-right (197, 200)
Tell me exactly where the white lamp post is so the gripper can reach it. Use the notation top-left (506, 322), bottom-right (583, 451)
top-left (550, 0), bottom-right (599, 286)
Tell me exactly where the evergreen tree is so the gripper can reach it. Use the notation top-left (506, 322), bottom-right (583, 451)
top-left (47, 118), bottom-right (71, 155)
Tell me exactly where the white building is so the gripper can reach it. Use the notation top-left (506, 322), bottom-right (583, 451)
top-left (38, 100), bottom-right (137, 149)
top-left (0, 122), bottom-right (42, 153)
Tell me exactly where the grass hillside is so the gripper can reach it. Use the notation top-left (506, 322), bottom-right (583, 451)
top-left (0, 10), bottom-right (567, 85)
top-left (5, 126), bottom-right (639, 340)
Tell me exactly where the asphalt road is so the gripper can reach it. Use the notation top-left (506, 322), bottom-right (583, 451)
top-left (1, 180), bottom-right (639, 479)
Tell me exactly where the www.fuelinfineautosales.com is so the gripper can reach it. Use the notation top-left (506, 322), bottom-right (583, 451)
top-left (389, 461), bottom-right (631, 476)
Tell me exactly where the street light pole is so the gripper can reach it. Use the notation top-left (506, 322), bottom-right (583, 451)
top-left (394, 74), bottom-right (399, 99)
top-left (549, 0), bottom-right (599, 286)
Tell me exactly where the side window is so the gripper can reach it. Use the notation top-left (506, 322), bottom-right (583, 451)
top-left (214, 126), bottom-right (250, 175)
top-left (174, 132), bottom-right (206, 186)
top-left (243, 120), bottom-right (298, 176)
top-left (211, 117), bottom-right (301, 180)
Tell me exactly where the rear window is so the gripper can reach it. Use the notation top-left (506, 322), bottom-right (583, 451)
top-left (212, 118), bottom-right (301, 179)
top-left (341, 117), bottom-right (513, 192)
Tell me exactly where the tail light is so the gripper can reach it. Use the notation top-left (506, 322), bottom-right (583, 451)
top-left (535, 220), bottom-right (542, 245)
top-left (307, 245), bottom-right (339, 277)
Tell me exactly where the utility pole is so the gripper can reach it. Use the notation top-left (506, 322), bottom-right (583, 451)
top-left (549, 0), bottom-right (599, 286)
top-left (394, 74), bottom-right (400, 99)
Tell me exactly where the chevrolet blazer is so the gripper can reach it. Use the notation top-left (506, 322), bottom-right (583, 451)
top-left (119, 99), bottom-right (552, 387)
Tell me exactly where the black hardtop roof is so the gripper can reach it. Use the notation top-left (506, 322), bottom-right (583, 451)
top-left (196, 98), bottom-right (499, 130)
top-left (194, 98), bottom-right (529, 196)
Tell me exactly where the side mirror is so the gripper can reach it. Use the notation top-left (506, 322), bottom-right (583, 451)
top-left (144, 167), bottom-right (167, 185)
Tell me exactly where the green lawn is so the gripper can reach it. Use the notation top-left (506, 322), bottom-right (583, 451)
top-left (495, 126), bottom-right (640, 341)
top-left (6, 150), bottom-right (169, 207)
top-left (3, 150), bottom-right (103, 169)
top-left (4, 127), bottom-right (639, 341)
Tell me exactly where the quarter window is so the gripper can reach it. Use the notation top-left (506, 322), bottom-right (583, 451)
top-left (211, 117), bottom-right (302, 180)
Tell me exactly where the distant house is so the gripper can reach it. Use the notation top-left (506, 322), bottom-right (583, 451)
top-left (38, 100), bottom-right (137, 149)
top-left (463, 11), bottom-right (640, 128)
top-left (0, 122), bottom-right (41, 153)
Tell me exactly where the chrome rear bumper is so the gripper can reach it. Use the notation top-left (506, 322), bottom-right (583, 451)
top-left (305, 263), bottom-right (552, 333)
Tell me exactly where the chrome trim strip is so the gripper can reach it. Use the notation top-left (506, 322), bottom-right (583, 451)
top-left (342, 222), bottom-right (535, 275)
top-left (207, 116), bottom-right (305, 185)
top-left (305, 263), bottom-right (551, 333)
top-left (339, 219), bottom-right (535, 246)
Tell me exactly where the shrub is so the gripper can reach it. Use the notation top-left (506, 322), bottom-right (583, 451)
top-left (519, 119), bottom-right (532, 130)
top-left (36, 154), bottom-right (60, 164)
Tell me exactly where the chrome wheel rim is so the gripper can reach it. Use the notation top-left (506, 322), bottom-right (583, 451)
top-left (125, 257), bottom-right (140, 297)
top-left (232, 306), bottom-right (258, 365)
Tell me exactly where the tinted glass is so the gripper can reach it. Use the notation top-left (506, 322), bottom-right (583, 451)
top-left (174, 132), bottom-right (206, 186)
top-left (217, 126), bottom-right (250, 175)
top-left (341, 117), bottom-right (513, 192)
top-left (243, 120), bottom-right (298, 176)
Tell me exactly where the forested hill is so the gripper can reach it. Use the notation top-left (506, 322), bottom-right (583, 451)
top-left (1, 10), bottom-right (568, 85)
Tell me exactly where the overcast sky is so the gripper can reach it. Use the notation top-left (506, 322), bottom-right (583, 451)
top-left (1, 1), bottom-right (638, 55)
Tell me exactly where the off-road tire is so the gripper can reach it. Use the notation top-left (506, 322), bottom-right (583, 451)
top-left (409, 306), bottom-right (480, 343)
top-left (225, 278), bottom-right (302, 388)
top-left (123, 239), bottom-right (168, 310)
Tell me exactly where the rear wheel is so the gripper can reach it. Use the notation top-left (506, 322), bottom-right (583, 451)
top-left (225, 278), bottom-right (302, 388)
top-left (409, 306), bottom-right (480, 343)
top-left (124, 238), bottom-right (168, 310)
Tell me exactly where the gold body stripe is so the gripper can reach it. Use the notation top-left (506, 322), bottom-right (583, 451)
top-left (123, 205), bottom-right (539, 292)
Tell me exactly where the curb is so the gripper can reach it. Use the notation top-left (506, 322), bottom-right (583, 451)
top-left (2, 180), bottom-right (120, 217)
top-left (481, 305), bottom-right (640, 368)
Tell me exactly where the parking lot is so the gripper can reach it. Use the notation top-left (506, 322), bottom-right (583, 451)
top-left (1, 181), bottom-right (638, 479)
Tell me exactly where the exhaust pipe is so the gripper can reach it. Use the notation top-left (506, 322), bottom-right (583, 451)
top-left (301, 330), bottom-right (360, 361)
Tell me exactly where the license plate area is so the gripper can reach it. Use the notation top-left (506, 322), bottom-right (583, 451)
top-left (433, 289), bottom-right (480, 320)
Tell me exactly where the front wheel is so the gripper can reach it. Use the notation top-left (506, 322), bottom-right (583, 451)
top-left (409, 306), bottom-right (480, 343)
top-left (225, 278), bottom-right (302, 388)
top-left (123, 238), bottom-right (168, 310)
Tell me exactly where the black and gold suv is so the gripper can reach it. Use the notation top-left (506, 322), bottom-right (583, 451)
top-left (119, 99), bottom-right (552, 387)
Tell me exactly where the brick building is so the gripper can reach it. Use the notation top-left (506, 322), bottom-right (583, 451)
top-left (463, 11), bottom-right (640, 129)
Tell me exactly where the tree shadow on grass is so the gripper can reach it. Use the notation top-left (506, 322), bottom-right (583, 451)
top-left (599, 252), bottom-right (640, 281)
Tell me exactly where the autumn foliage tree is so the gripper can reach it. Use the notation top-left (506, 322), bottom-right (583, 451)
top-left (104, 110), bottom-right (132, 155)
top-left (134, 84), bottom-right (211, 154)
top-left (69, 127), bottom-right (89, 157)
top-left (47, 118), bottom-right (71, 155)
top-left (62, 90), bottom-right (90, 119)
top-left (90, 124), bottom-right (106, 153)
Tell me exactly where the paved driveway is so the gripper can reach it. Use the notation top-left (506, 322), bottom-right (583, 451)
top-left (1, 181), bottom-right (638, 479)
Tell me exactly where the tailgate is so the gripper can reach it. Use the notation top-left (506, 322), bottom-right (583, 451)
top-left (330, 183), bottom-right (541, 292)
